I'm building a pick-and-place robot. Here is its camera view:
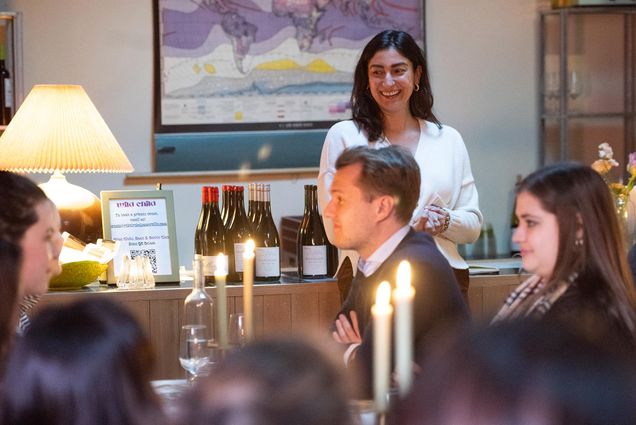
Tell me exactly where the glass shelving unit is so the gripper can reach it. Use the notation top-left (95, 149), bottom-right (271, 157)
top-left (540, 7), bottom-right (636, 169)
top-left (0, 12), bottom-right (22, 131)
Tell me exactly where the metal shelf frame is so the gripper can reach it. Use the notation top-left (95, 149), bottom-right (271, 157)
top-left (539, 7), bottom-right (636, 167)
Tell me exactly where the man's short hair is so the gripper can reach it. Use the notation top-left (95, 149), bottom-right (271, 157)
top-left (335, 145), bottom-right (420, 223)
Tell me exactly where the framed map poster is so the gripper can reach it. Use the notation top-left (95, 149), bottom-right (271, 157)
top-left (153, 0), bottom-right (425, 172)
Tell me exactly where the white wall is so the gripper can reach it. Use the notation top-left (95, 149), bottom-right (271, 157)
top-left (427, 0), bottom-right (542, 255)
top-left (6, 0), bottom-right (545, 265)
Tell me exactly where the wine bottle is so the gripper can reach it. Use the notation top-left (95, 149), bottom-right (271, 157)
top-left (297, 185), bottom-right (331, 279)
top-left (194, 186), bottom-right (210, 262)
top-left (297, 186), bottom-right (310, 273)
top-left (510, 174), bottom-right (522, 256)
top-left (221, 185), bottom-right (229, 226)
top-left (202, 186), bottom-right (227, 285)
top-left (223, 186), bottom-right (236, 279)
top-left (0, 41), bottom-right (12, 125)
top-left (252, 183), bottom-right (263, 229)
top-left (255, 184), bottom-right (281, 282)
top-left (226, 185), bottom-right (253, 283)
top-left (247, 183), bottom-right (256, 225)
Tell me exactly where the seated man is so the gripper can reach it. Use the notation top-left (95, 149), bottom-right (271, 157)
top-left (324, 145), bottom-right (468, 395)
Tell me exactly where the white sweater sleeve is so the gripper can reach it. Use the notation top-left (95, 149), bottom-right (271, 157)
top-left (442, 131), bottom-right (483, 244)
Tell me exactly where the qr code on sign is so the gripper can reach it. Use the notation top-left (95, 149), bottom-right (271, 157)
top-left (129, 249), bottom-right (158, 273)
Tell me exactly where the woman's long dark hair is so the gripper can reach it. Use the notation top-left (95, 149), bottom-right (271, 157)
top-left (351, 30), bottom-right (441, 142)
top-left (1, 298), bottom-right (165, 425)
top-left (0, 171), bottom-right (49, 243)
top-left (518, 162), bottom-right (636, 334)
top-left (0, 240), bottom-right (20, 372)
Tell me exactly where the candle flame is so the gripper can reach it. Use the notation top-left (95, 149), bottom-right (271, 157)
top-left (216, 253), bottom-right (227, 275)
top-left (376, 281), bottom-right (391, 307)
top-left (396, 260), bottom-right (412, 291)
top-left (245, 239), bottom-right (255, 254)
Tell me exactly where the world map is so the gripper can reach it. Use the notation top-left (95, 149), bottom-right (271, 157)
top-left (158, 0), bottom-right (423, 128)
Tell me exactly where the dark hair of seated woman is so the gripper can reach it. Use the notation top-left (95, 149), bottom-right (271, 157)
top-left (0, 298), bottom-right (166, 425)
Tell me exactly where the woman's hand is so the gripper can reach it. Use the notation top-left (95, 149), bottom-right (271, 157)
top-left (414, 205), bottom-right (450, 235)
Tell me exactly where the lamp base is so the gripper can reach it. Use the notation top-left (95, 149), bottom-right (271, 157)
top-left (39, 171), bottom-right (103, 243)
top-left (57, 200), bottom-right (103, 243)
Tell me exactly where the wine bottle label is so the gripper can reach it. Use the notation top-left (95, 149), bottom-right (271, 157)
top-left (302, 245), bottom-right (327, 276)
top-left (234, 243), bottom-right (246, 272)
top-left (4, 78), bottom-right (11, 108)
top-left (255, 247), bottom-right (280, 277)
top-left (202, 254), bottom-right (228, 276)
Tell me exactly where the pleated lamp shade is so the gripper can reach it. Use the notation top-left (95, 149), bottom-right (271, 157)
top-left (0, 84), bottom-right (133, 173)
top-left (0, 84), bottom-right (134, 242)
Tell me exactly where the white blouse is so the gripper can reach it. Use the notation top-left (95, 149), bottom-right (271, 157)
top-left (317, 119), bottom-right (482, 269)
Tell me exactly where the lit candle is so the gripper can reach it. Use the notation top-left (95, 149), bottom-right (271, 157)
top-left (243, 239), bottom-right (255, 342)
top-left (214, 253), bottom-right (228, 349)
top-left (394, 260), bottom-right (414, 396)
top-left (372, 280), bottom-right (393, 413)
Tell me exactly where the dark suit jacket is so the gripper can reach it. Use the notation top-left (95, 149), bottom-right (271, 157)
top-left (334, 229), bottom-right (468, 396)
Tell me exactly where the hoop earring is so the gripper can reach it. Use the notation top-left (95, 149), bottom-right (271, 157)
top-left (414, 83), bottom-right (420, 92)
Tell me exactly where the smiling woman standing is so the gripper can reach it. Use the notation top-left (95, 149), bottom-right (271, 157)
top-left (492, 163), bottom-right (636, 351)
top-left (318, 30), bottom-right (482, 299)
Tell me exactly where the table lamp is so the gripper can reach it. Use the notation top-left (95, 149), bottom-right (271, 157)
top-left (0, 84), bottom-right (134, 242)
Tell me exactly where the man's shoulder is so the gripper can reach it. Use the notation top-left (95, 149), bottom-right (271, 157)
top-left (396, 230), bottom-right (441, 256)
top-left (387, 231), bottom-right (453, 275)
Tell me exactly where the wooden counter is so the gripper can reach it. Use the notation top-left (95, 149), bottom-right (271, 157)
top-left (37, 278), bottom-right (341, 379)
top-left (37, 272), bottom-right (526, 379)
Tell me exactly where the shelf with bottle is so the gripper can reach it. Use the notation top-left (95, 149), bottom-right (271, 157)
top-left (539, 7), bottom-right (636, 166)
top-left (543, 116), bottom-right (628, 165)
top-left (0, 13), bottom-right (21, 126)
top-left (541, 10), bottom-right (633, 115)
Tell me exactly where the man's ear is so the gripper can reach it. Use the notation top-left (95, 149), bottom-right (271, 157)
top-left (375, 195), bottom-right (395, 222)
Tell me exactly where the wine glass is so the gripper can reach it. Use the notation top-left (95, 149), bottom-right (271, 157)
top-left (179, 324), bottom-right (210, 383)
top-left (228, 313), bottom-right (246, 350)
top-left (568, 69), bottom-right (582, 100)
top-left (544, 71), bottom-right (559, 114)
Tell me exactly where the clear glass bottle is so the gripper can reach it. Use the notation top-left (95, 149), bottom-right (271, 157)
top-left (184, 258), bottom-right (215, 342)
top-left (510, 175), bottom-right (522, 257)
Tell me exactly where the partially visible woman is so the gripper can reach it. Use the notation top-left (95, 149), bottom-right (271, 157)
top-left (1, 298), bottom-right (165, 425)
top-left (318, 30), bottom-right (482, 297)
top-left (0, 171), bottom-right (63, 332)
top-left (492, 162), bottom-right (636, 349)
top-left (0, 240), bottom-right (20, 371)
